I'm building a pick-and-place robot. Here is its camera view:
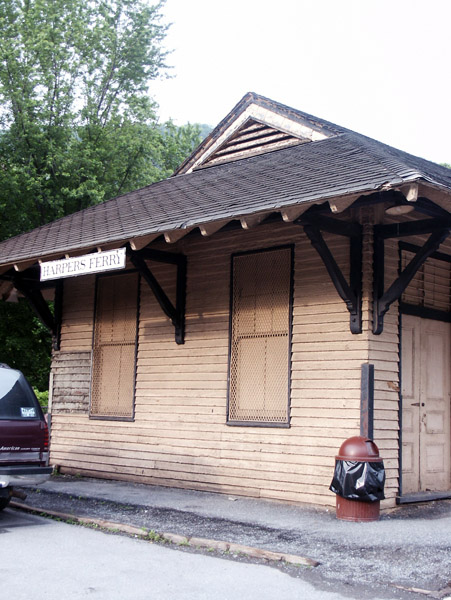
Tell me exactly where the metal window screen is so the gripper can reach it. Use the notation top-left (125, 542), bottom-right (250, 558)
top-left (91, 272), bottom-right (138, 418)
top-left (229, 248), bottom-right (291, 423)
top-left (401, 250), bottom-right (451, 312)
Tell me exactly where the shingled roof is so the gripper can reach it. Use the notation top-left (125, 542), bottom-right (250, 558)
top-left (0, 92), bottom-right (450, 270)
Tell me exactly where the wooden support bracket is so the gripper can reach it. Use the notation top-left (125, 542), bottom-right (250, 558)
top-left (128, 247), bottom-right (186, 344)
top-left (299, 214), bottom-right (363, 334)
top-left (13, 275), bottom-right (57, 338)
top-left (52, 281), bottom-right (63, 351)
top-left (373, 222), bottom-right (451, 334)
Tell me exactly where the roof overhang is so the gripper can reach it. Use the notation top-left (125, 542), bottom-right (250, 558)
top-left (1, 179), bottom-right (449, 276)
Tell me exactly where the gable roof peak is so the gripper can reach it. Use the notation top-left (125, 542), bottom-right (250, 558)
top-left (175, 92), bottom-right (344, 175)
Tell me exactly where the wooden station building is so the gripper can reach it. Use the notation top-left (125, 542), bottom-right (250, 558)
top-left (0, 93), bottom-right (450, 508)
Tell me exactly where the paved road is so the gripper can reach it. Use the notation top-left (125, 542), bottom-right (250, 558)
top-left (17, 478), bottom-right (451, 600)
top-left (1, 507), bottom-right (402, 600)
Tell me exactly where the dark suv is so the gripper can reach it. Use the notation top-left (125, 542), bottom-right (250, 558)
top-left (0, 364), bottom-right (52, 510)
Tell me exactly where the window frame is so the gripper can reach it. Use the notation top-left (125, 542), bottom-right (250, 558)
top-left (89, 269), bottom-right (140, 422)
top-left (226, 245), bottom-right (294, 428)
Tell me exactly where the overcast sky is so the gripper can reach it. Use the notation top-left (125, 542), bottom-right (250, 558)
top-left (151, 0), bottom-right (450, 165)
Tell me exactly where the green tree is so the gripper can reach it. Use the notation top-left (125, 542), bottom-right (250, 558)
top-left (0, 0), bottom-right (203, 389)
top-left (0, 0), bottom-right (201, 240)
top-left (0, 301), bottom-right (51, 391)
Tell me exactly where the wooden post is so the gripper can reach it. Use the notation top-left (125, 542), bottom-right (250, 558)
top-left (361, 363), bottom-right (374, 439)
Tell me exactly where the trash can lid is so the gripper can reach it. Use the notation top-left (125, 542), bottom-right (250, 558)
top-left (336, 436), bottom-right (381, 461)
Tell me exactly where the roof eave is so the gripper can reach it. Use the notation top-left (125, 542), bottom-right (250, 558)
top-left (1, 180), bottom-right (431, 274)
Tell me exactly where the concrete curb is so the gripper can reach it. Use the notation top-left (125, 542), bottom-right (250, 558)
top-left (10, 501), bottom-right (319, 568)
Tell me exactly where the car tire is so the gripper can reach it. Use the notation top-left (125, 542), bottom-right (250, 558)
top-left (0, 496), bottom-right (11, 511)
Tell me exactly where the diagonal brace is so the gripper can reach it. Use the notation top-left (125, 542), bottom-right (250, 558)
top-left (13, 276), bottom-right (56, 336)
top-left (129, 250), bottom-right (186, 344)
top-left (302, 222), bottom-right (363, 333)
top-left (373, 228), bottom-right (450, 334)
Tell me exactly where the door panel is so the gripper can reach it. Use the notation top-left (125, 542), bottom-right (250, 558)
top-left (401, 317), bottom-right (421, 494)
top-left (401, 315), bottom-right (451, 494)
top-left (420, 319), bottom-right (450, 490)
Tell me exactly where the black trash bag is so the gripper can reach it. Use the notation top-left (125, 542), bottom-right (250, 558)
top-left (330, 460), bottom-right (385, 502)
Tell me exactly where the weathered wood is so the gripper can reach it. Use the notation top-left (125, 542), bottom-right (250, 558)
top-left (51, 351), bottom-right (92, 414)
top-left (49, 221), bottom-right (405, 507)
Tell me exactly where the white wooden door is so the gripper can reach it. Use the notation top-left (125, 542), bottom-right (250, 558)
top-left (401, 315), bottom-right (451, 494)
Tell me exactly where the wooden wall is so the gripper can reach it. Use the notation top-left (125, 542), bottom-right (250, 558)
top-left (49, 218), bottom-right (401, 507)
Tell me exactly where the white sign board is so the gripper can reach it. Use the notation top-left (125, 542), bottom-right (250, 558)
top-left (40, 248), bottom-right (126, 281)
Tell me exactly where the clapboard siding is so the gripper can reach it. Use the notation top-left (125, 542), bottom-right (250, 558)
top-left (50, 219), bottom-right (397, 507)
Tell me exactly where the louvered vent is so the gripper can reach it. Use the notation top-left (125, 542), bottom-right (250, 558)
top-left (196, 119), bottom-right (306, 169)
top-left (229, 247), bottom-right (292, 424)
top-left (91, 272), bottom-right (138, 419)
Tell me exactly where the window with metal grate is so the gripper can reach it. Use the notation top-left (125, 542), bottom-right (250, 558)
top-left (90, 272), bottom-right (139, 420)
top-left (228, 247), bottom-right (293, 426)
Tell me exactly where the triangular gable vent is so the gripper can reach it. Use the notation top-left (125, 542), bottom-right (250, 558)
top-left (176, 93), bottom-right (335, 175)
top-left (194, 118), bottom-right (306, 170)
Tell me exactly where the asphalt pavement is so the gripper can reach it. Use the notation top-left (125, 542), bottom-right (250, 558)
top-left (12, 475), bottom-right (451, 600)
top-left (0, 510), bottom-right (395, 600)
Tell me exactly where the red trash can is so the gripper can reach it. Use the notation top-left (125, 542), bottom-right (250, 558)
top-left (331, 436), bottom-right (385, 522)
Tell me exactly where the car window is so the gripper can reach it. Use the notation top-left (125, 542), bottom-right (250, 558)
top-left (0, 369), bottom-right (40, 419)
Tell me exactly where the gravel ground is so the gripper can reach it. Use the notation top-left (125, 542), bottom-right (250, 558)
top-left (12, 479), bottom-right (451, 600)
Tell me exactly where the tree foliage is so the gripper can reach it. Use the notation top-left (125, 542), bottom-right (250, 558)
top-left (0, 301), bottom-right (51, 391)
top-left (0, 0), bottom-right (203, 389)
top-left (0, 0), bottom-right (201, 240)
